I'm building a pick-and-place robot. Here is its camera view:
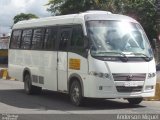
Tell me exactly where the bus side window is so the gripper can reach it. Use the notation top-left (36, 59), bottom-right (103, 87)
top-left (31, 28), bottom-right (45, 50)
top-left (21, 29), bottom-right (32, 49)
top-left (59, 28), bottom-right (72, 51)
top-left (71, 25), bottom-right (84, 48)
top-left (69, 25), bottom-right (86, 57)
top-left (44, 28), bottom-right (57, 50)
top-left (10, 30), bottom-right (22, 49)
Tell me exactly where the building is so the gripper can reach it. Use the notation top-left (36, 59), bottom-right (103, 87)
top-left (0, 35), bottom-right (10, 49)
top-left (0, 35), bottom-right (9, 65)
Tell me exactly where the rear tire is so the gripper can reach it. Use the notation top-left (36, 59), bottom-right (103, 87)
top-left (127, 98), bottom-right (143, 105)
top-left (24, 74), bottom-right (42, 94)
top-left (70, 80), bottom-right (83, 106)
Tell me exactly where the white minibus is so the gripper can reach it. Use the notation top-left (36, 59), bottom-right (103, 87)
top-left (9, 11), bottom-right (156, 106)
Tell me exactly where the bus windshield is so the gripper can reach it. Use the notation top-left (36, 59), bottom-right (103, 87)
top-left (86, 20), bottom-right (153, 58)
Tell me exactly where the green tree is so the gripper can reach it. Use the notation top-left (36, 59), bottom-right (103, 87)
top-left (46, 0), bottom-right (115, 15)
top-left (13, 13), bottom-right (39, 24)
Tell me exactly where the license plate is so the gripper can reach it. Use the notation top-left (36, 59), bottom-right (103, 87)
top-left (124, 82), bottom-right (138, 87)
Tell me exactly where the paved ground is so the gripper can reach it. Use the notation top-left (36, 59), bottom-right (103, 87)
top-left (0, 79), bottom-right (160, 120)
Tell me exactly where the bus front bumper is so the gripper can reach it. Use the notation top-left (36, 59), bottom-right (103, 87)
top-left (83, 76), bottom-right (156, 99)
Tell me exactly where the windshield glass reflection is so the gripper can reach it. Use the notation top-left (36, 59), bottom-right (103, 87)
top-left (87, 21), bottom-right (153, 58)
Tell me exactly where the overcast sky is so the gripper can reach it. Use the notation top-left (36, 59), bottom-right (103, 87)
top-left (0, 0), bottom-right (50, 36)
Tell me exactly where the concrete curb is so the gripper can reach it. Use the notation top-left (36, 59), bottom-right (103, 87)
top-left (0, 68), bottom-right (16, 80)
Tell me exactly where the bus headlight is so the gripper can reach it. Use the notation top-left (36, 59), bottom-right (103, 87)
top-left (89, 72), bottom-right (110, 78)
top-left (148, 73), bottom-right (156, 79)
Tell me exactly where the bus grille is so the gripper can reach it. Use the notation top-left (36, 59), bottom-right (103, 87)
top-left (116, 86), bottom-right (143, 92)
top-left (112, 73), bottom-right (146, 81)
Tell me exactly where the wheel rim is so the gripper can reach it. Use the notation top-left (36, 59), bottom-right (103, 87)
top-left (71, 85), bottom-right (80, 104)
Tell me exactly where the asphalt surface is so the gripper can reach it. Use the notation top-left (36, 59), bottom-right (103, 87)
top-left (0, 79), bottom-right (160, 120)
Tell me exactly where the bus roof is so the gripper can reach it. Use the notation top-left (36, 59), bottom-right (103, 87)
top-left (13, 10), bottom-right (138, 29)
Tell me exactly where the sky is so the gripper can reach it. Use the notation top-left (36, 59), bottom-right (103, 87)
top-left (0, 0), bottom-right (50, 37)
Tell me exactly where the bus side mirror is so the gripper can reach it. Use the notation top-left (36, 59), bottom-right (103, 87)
top-left (84, 36), bottom-right (89, 49)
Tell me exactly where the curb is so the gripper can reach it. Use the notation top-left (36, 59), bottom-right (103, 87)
top-left (0, 69), bottom-right (16, 80)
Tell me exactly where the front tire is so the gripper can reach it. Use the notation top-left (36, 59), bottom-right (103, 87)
top-left (70, 80), bottom-right (83, 106)
top-left (24, 74), bottom-right (42, 94)
top-left (127, 98), bottom-right (143, 105)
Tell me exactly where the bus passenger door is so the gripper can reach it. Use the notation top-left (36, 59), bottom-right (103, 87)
top-left (57, 27), bottom-right (72, 91)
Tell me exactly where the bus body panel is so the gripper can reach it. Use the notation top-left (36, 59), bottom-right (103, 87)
top-left (68, 52), bottom-right (88, 93)
top-left (9, 50), bottom-right (25, 81)
top-left (57, 52), bottom-right (68, 91)
top-left (9, 50), bottom-right (58, 91)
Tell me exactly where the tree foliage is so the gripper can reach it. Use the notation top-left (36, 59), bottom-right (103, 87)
top-left (46, 0), bottom-right (157, 40)
top-left (13, 13), bottom-right (39, 24)
top-left (46, 0), bottom-right (116, 15)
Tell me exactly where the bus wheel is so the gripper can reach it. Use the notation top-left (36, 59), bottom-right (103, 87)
top-left (70, 80), bottom-right (83, 106)
top-left (127, 98), bottom-right (143, 105)
top-left (24, 74), bottom-right (42, 94)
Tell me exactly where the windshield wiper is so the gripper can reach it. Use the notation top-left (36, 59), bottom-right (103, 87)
top-left (130, 53), bottom-right (152, 61)
top-left (98, 52), bottom-right (128, 62)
